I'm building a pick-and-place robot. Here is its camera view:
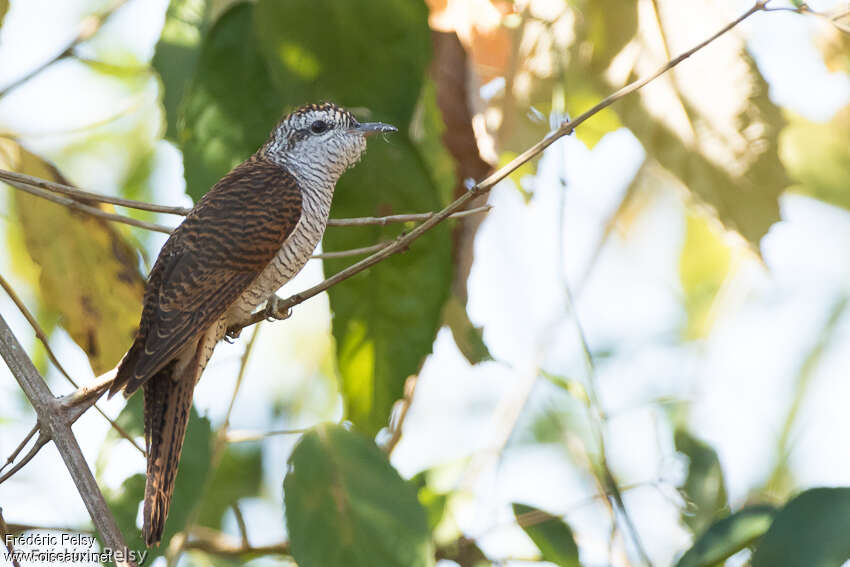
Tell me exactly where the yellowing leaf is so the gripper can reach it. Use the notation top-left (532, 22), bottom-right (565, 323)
top-left (0, 138), bottom-right (145, 374)
top-left (781, 107), bottom-right (850, 211)
top-left (680, 211), bottom-right (731, 339)
top-left (598, 0), bottom-right (789, 249)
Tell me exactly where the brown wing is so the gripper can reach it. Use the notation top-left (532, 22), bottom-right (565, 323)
top-left (111, 157), bottom-right (302, 396)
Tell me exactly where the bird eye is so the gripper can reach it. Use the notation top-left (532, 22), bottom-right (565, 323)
top-left (310, 120), bottom-right (329, 134)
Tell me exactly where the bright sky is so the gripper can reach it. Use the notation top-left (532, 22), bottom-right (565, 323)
top-left (0, 1), bottom-right (849, 566)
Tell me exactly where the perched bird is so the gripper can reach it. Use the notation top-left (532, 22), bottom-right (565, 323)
top-left (109, 102), bottom-right (396, 546)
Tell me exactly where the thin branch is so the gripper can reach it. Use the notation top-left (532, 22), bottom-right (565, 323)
top-left (384, 375), bottom-right (418, 455)
top-left (2, 177), bottom-right (173, 234)
top-left (0, 424), bottom-right (38, 476)
top-left (0, 432), bottom-right (49, 485)
top-left (0, 315), bottom-right (134, 566)
top-left (0, 169), bottom-right (190, 215)
top-left (226, 0), bottom-right (770, 336)
top-left (326, 206), bottom-right (491, 226)
top-left (312, 241), bottom-right (392, 260)
top-left (0, 273), bottom-right (144, 455)
top-left (232, 504), bottom-right (250, 548)
top-left (184, 526), bottom-right (290, 559)
top-left (225, 427), bottom-right (314, 444)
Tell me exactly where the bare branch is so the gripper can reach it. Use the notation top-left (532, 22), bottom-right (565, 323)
top-left (0, 432), bottom-right (49, 485)
top-left (0, 315), bottom-right (134, 566)
top-left (0, 169), bottom-right (191, 215)
top-left (225, 427), bottom-right (314, 444)
top-left (0, 424), bottom-right (38, 477)
top-left (385, 375), bottom-right (418, 455)
top-left (312, 241), bottom-right (392, 260)
top-left (0, 508), bottom-right (22, 567)
top-left (185, 526), bottom-right (289, 559)
top-left (2, 177), bottom-right (173, 234)
top-left (326, 205), bottom-right (491, 226)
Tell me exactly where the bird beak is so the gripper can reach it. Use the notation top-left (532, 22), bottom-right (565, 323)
top-left (351, 122), bottom-right (398, 137)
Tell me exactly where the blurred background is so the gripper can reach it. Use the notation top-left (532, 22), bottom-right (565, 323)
top-left (1, 0), bottom-right (849, 566)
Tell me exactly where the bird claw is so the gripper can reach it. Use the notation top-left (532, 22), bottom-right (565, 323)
top-left (264, 296), bottom-right (292, 322)
top-left (224, 328), bottom-right (241, 343)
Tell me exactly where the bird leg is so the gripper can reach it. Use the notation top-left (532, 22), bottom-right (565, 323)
top-left (263, 295), bottom-right (292, 322)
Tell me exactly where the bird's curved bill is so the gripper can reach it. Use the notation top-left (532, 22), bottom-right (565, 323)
top-left (351, 122), bottom-right (398, 136)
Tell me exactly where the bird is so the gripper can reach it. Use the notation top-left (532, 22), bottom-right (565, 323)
top-left (108, 102), bottom-right (397, 546)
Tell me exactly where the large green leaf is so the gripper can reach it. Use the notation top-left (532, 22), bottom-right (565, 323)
top-left (254, 0), bottom-right (452, 435)
top-left (675, 429), bottom-right (729, 534)
top-left (153, 0), bottom-right (212, 141)
top-left (752, 487), bottom-right (850, 567)
top-left (512, 503), bottom-right (581, 567)
top-left (254, 0), bottom-right (429, 128)
top-left (324, 140), bottom-right (451, 434)
top-left (284, 424), bottom-right (433, 567)
top-left (179, 2), bottom-right (281, 201)
top-left (676, 506), bottom-right (775, 567)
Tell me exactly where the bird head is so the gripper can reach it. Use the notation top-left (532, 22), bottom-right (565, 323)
top-left (264, 102), bottom-right (397, 185)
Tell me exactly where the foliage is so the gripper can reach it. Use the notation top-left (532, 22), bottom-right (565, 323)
top-left (284, 424), bottom-right (432, 567)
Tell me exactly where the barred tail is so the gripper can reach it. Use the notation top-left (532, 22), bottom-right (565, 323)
top-left (142, 360), bottom-right (195, 546)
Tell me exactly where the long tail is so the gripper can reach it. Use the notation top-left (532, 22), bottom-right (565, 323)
top-left (142, 360), bottom-right (195, 546)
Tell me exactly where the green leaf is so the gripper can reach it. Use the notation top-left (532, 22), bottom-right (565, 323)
top-left (325, 141), bottom-right (452, 434)
top-left (752, 487), bottom-right (850, 567)
top-left (675, 429), bottom-right (729, 535)
top-left (512, 503), bottom-right (581, 567)
top-left (153, 0), bottom-right (212, 141)
top-left (103, 404), bottom-right (212, 562)
top-left (254, 0), bottom-right (452, 435)
top-left (254, 0), bottom-right (430, 128)
top-left (179, 2), bottom-right (282, 201)
top-left (676, 506), bottom-right (775, 567)
top-left (284, 424), bottom-right (433, 567)
top-left (197, 444), bottom-right (263, 528)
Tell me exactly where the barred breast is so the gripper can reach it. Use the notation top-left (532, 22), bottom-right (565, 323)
top-left (224, 184), bottom-right (332, 325)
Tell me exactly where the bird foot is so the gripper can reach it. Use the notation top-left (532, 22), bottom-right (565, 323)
top-left (264, 296), bottom-right (292, 322)
top-left (225, 328), bottom-right (241, 343)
